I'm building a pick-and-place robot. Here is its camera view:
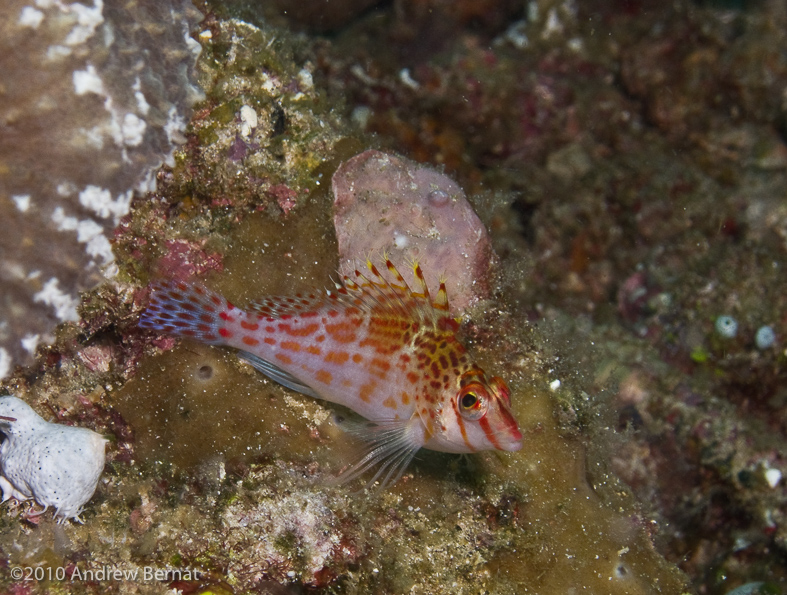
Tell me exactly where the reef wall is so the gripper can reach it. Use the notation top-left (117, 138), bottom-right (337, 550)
top-left (0, 0), bottom-right (202, 376)
top-left (2, 0), bottom-right (786, 593)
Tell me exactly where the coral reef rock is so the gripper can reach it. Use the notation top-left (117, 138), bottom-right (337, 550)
top-left (333, 150), bottom-right (495, 315)
top-left (0, 0), bottom-right (202, 376)
top-left (0, 395), bottom-right (107, 523)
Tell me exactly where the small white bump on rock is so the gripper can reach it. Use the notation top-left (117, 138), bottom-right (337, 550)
top-left (0, 396), bottom-right (107, 523)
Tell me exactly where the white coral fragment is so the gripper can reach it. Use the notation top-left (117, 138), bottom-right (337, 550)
top-left (0, 396), bottom-right (107, 523)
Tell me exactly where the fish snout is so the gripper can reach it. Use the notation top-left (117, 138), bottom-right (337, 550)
top-left (502, 426), bottom-right (523, 451)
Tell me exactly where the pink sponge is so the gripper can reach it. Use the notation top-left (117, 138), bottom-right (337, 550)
top-left (332, 150), bottom-right (495, 314)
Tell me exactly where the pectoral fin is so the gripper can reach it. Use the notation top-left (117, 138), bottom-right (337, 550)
top-left (331, 416), bottom-right (425, 489)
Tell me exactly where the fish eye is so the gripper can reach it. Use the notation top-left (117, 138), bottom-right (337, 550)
top-left (461, 392), bottom-right (478, 409)
top-left (457, 384), bottom-right (488, 421)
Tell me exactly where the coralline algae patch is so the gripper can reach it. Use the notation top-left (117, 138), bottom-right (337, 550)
top-left (0, 0), bottom-right (201, 376)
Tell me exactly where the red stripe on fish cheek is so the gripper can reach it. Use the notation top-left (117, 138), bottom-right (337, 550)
top-left (241, 320), bottom-right (259, 330)
top-left (479, 416), bottom-right (502, 450)
top-left (501, 407), bottom-right (522, 438)
top-left (242, 336), bottom-right (259, 346)
top-left (219, 328), bottom-right (232, 338)
top-left (452, 400), bottom-right (475, 451)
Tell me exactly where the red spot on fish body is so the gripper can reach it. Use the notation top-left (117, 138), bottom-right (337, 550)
top-left (316, 370), bottom-right (333, 384)
top-left (279, 322), bottom-right (319, 337)
top-left (325, 351), bottom-right (349, 364)
top-left (325, 321), bottom-right (358, 343)
top-left (359, 382), bottom-right (376, 402)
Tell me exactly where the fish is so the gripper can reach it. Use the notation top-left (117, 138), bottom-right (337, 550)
top-left (139, 259), bottom-right (523, 486)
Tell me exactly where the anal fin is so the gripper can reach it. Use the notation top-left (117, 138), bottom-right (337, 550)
top-left (237, 351), bottom-right (321, 399)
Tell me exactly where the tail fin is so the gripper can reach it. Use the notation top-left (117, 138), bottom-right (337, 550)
top-left (139, 279), bottom-right (233, 345)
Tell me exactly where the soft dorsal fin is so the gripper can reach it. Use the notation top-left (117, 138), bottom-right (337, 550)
top-left (246, 260), bottom-right (455, 329)
top-left (246, 292), bottom-right (323, 317)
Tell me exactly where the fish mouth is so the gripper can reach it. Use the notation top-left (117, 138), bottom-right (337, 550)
top-left (502, 429), bottom-right (523, 451)
top-left (497, 403), bottom-right (523, 451)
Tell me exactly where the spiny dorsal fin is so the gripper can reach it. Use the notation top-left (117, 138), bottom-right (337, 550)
top-left (341, 259), bottom-right (452, 328)
top-left (433, 275), bottom-right (450, 312)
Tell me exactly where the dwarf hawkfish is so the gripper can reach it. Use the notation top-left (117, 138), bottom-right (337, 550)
top-left (139, 259), bottom-right (523, 486)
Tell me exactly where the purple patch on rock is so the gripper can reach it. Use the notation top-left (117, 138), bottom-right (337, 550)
top-left (228, 134), bottom-right (249, 161)
top-left (332, 150), bottom-right (495, 314)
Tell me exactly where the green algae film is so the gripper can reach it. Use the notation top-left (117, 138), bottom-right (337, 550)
top-left (207, 198), bottom-right (338, 303)
top-left (480, 381), bottom-right (687, 593)
top-left (113, 342), bottom-right (338, 470)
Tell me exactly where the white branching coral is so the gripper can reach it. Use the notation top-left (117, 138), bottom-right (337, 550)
top-left (0, 396), bottom-right (107, 523)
